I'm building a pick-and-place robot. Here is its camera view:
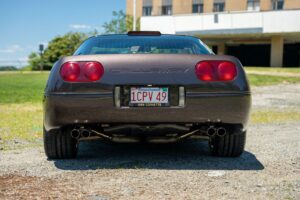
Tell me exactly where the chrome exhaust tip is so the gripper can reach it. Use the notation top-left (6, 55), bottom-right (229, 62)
top-left (80, 129), bottom-right (91, 138)
top-left (70, 129), bottom-right (81, 139)
top-left (207, 126), bottom-right (217, 137)
top-left (217, 127), bottom-right (226, 137)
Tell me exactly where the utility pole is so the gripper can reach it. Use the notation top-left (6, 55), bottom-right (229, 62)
top-left (39, 44), bottom-right (44, 71)
top-left (133, 0), bottom-right (136, 31)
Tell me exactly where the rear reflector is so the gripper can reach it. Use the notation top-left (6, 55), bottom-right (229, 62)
top-left (195, 61), bottom-right (237, 82)
top-left (60, 61), bottom-right (104, 82)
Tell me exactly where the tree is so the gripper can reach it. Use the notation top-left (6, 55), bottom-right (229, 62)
top-left (103, 10), bottom-right (140, 34)
top-left (28, 52), bottom-right (41, 70)
top-left (29, 32), bottom-right (88, 70)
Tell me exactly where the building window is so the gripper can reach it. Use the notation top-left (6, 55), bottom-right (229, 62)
top-left (143, 6), bottom-right (152, 16)
top-left (247, 0), bottom-right (260, 11)
top-left (272, 0), bottom-right (284, 10)
top-left (192, 4), bottom-right (204, 13)
top-left (142, 0), bottom-right (153, 16)
top-left (162, 5), bottom-right (172, 15)
top-left (213, 3), bottom-right (225, 12)
top-left (161, 0), bottom-right (172, 15)
top-left (192, 0), bottom-right (204, 13)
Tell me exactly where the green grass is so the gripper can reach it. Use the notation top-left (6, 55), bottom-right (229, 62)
top-left (0, 72), bottom-right (49, 104)
top-left (247, 74), bottom-right (300, 86)
top-left (245, 67), bottom-right (300, 74)
top-left (0, 103), bottom-right (43, 150)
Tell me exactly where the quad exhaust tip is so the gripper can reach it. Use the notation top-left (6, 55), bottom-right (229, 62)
top-left (71, 129), bottom-right (81, 139)
top-left (216, 127), bottom-right (227, 137)
top-left (70, 128), bottom-right (91, 139)
top-left (80, 129), bottom-right (91, 138)
top-left (207, 126), bottom-right (217, 137)
top-left (207, 126), bottom-right (227, 137)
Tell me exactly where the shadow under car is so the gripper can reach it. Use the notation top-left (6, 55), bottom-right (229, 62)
top-left (53, 139), bottom-right (264, 171)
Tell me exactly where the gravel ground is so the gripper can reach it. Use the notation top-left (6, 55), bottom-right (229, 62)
top-left (0, 84), bottom-right (300, 200)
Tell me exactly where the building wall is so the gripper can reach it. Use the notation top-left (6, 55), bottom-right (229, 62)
top-left (126, 0), bottom-right (300, 17)
top-left (260, 0), bottom-right (272, 11)
top-left (173, 0), bottom-right (192, 14)
top-left (226, 0), bottom-right (247, 12)
top-left (203, 0), bottom-right (213, 13)
top-left (285, 0), bottom-right (300, 10)
top-left (152, 0), bottom-right (162, 15)
top-left (126, 0), bottom-right (143, 17)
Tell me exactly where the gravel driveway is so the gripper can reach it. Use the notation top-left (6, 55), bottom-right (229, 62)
top-left (1, 84), bottom-right (300, 200)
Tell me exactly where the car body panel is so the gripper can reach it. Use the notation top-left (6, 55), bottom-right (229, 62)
top-left (44, 54), bottom-right (251, 132)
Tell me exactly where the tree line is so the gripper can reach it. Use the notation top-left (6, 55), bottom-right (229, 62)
top-left (28, 11), bottom-right (139, 70)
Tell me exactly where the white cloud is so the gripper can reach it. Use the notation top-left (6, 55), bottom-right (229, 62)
top-left (18, 57), bottom-right (29, 62)
top-left (69, 24), bottom-right (92, 29)
top-left (0, 44), bottom-right (23, 53)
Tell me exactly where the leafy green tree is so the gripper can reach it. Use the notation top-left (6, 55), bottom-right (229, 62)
top-left (28, 52), bottom-right (41, 70)
top-left (29, 32), bottom-right (88, 70)
top-left (103, 10), bottom-right (140, 34)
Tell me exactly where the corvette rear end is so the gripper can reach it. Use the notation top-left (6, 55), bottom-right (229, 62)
top-left (43, 31), bottom-right (251, 159)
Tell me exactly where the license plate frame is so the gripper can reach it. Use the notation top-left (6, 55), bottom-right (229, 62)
top-left (129, 87), bottom-right (170, 107)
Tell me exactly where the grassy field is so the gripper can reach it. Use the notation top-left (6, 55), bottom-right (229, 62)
top-left (247, 74), bottom-right (300, 86)
top-left (0, 70), bottom-right (300, 150)
top-left (0, 72), bottom-right (49, 104)
top-left (245, 67), bottom-right (300, 74)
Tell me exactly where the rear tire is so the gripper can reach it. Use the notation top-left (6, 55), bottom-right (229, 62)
top-left (43, 127), bottom-right (78, 159)
top-left (209, 130), bottom-right (246, 157)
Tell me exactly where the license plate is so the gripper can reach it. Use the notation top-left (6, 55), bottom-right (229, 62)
top-left (129, 87), bottom-right (169, 107)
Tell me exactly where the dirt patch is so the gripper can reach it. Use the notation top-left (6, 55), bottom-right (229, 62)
top-left (0, 175), bottom-right (85, 200)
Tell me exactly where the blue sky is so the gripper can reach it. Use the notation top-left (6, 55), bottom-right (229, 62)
top-left (0, 0), bottom-right (125, 67)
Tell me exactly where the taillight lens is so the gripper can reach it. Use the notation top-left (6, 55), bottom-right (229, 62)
top-left (217, 62), bottom-right (237, 81)
top-left (195, 61), bottom-right (214, 81)
top-left (83, 62), bottom-right (104, 81)
top-left (60, 62), bottom-right (80, 81)
top-left (195, 61), bottom-right (237, 82)
top-left (60, 61), bottom-right (104, 82)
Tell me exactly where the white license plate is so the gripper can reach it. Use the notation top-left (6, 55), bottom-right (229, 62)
top-left (130, 87), bottom-right (169, 107)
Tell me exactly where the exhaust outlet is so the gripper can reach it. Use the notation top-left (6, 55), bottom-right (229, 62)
top-left (80, 129), bottom-right (91, 138)
top-left (217, 127), bottom-right (226, 137)
top-left (207, 126), bottom-right (217, 137)
top-left (71, 129), bottom-right (81, 139)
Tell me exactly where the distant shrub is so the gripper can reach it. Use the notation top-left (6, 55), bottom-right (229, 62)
top-left (0, 66), bottom-right (18, 71)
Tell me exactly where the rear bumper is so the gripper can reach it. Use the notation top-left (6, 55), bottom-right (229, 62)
top-left (44, 91), bottom-right (251, 131)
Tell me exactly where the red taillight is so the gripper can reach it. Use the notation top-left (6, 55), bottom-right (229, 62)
top-left (60, 61), bottom-right (104, 82)
top-left (217, 62), bottom-right (237, 81)
top-left (60, 62), bottom-right (80, 81)
top-left (83, 62), bottom-right (104, 81)
top-left (195, 61), bottom-right (214, 81)
top-left (195, 61), bottom-right (237, 82)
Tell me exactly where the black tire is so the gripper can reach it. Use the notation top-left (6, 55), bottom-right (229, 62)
top-left (209, 130), bottom-right (246, 157)
top-left (43, 127), bottom-right (78, 159)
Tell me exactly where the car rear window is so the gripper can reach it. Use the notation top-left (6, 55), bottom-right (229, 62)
top-left (74, 36), bottom-right (213, 55)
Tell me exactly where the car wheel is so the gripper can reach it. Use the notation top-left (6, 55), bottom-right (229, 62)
top-left (43, 126), bottom-right (78, 159)
top-left (209, 130), bottom-right (246, 157)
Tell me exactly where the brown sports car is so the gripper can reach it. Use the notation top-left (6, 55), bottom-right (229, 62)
top-left (43, 31), bottom-right (251, 159)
